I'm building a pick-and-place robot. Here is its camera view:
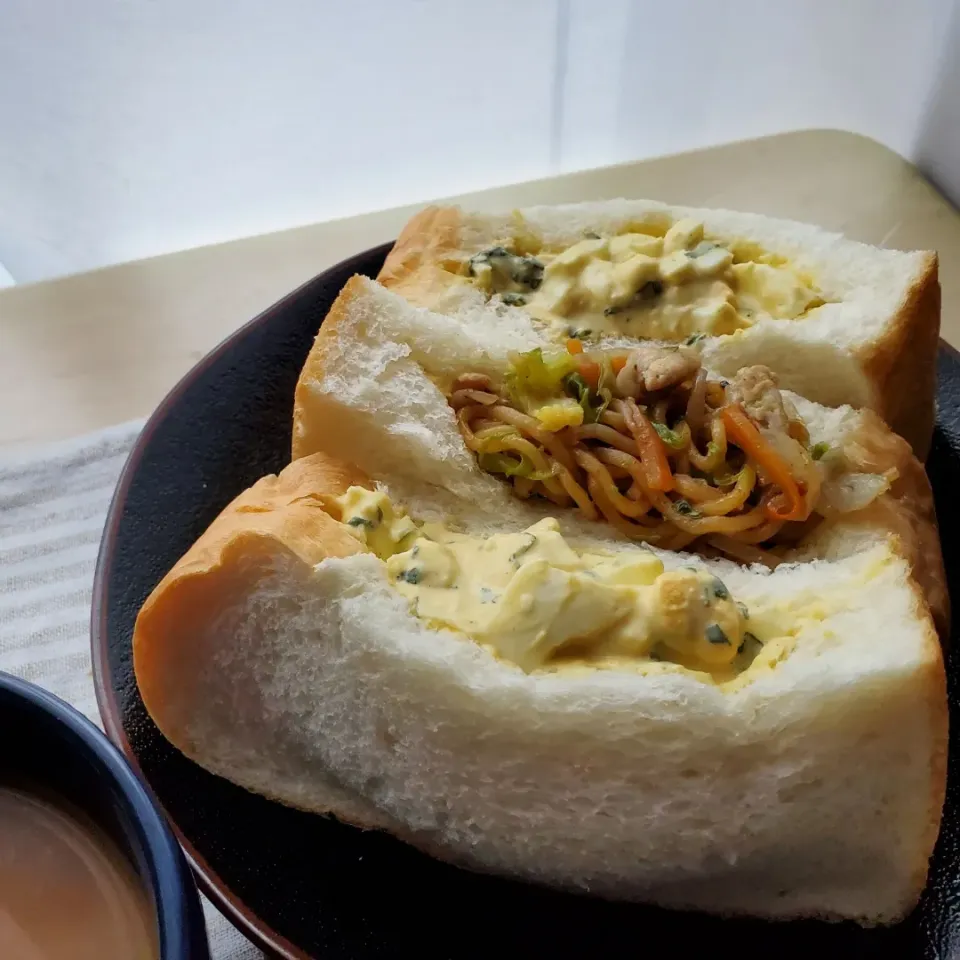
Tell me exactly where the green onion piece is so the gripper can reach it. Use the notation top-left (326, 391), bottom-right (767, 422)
top-left (711, 577), bottom-right (729, 600)
top-left (477, 452), bottom-right (555, 481)
top-left (564, 372), bottom-right (610, 424)
top-left (509, 534), bottom-right (538, 566)
top-left (810, 441), bottom-right (830, 461)
top-left (706, 624), bottom-right (729, 645)
top-left (501, 292), bottom-right (527, 306)
top-left (652, 422), bottom-right (685, 449)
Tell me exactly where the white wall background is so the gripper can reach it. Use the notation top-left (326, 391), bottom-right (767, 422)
top-left (0, 0), bottom-right (957, 286)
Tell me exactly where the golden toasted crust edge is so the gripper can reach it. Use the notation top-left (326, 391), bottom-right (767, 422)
top-left (377, 205), bottom-right (466, 307)
top-left (915, 605), bottom-right (948, 908)
top-left (838, 409), bottom-right (949, 641)
top-left (133, 453), bottom-right (369, 748)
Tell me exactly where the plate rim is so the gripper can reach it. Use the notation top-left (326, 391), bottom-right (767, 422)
top-left (90, 249), bottom-right (955, 957)
top-left (90, 241), bottom-right (394, 960)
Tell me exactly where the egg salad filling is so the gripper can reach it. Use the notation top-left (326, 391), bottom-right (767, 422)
top-left (335, 486), bottom-right (763, 679)
top-left (464, 218), bottom-right (824, 341)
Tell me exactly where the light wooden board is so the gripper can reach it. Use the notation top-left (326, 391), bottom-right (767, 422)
top-left (2, 128), bottom-right (957, 450)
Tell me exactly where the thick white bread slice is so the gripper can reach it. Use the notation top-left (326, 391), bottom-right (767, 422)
top-left (134, 451), bottom-right (947, 925)
top-left (292, 276), bottom-right (948, 634)
top-left (378, 201), bottom-right (940, 457)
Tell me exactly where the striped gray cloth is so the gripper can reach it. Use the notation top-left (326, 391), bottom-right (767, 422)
top-left (0, 421), bottom-right (263, 959)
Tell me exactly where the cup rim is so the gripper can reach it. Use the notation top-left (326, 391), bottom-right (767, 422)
top-left (0, 670), bottom-right (207, 959)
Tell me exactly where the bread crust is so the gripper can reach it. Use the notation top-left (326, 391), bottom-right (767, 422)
top-left (912, 591), bottom-right (949, 910)
top-left (840, 409), bottom-right (950, 640)
top-left (377, 205), bottom-right (464, 305)
top-left (134, 453), bottom-right (369, 747)
top-left (377, 204), bottom-right (939, 457)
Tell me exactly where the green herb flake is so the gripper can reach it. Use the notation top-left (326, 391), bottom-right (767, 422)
top-left (684, 332), bottom-right (707, 346)
top-left (673, 499), bottom-right (702, 518)
top-left (705, 623), bottom-right (729, 646)
top-left (347, 516), bottom-right (374, 529)
top-left (398, 568), bottom-right (423, 585)
top-left (469, 247), bottom-right (543, 290)
top-left (810, 441), bottom-right (830, 461)
top-left (603, 280), bottom-right (663, 316)
top-left (564, 372), bottom-right (611, 425)
top-left (737, 631), bottom-right (761, 655)
top-left (501, 292), bottom-right (527, 306)
top-left (509, 534), bottom-right (538, 566)
top-left (736, 600), bottom-right (750, 620)
top-left (513, 257), bottom-right (543, 290)
top-left (652, 422), bottom-right (685, 449)
top-left (711, 577), bottom-right (730, 600)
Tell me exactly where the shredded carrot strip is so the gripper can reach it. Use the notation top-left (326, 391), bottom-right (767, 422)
top-left (575, 356), bottom-right (601, 390)
top-left (611, 354), bottom-right (628, 374)
top-left (623, 400), bottom-right (674, 492)
top-left (720, 404), bottom-right (804, 521)
top-left (565, 338), bottom-right (584, 354)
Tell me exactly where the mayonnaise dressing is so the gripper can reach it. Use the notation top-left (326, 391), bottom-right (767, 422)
top-left (336, 487), bottom-right (749, 675)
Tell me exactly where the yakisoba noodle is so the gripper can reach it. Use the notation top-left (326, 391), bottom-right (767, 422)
top-left (450, 352), bottom-right (826, 566)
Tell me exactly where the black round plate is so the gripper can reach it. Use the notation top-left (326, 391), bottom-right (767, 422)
top-left (93, 244), bottom-right (960, 960)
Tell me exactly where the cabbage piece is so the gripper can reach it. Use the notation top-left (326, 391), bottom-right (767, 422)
top-left (563, 372), bottom-right (610, 424)
top-left (817, 471), bottom-right (895, 516)
top-left (505, 348), bottom-right (576, 411)
top-left (478, 452), bottom-right (556, 482)
top-left (652, 422), bottom-right (685, 450)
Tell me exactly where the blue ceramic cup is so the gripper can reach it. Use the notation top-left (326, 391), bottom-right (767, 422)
top-left (0, 672), bottom-right (210, 959)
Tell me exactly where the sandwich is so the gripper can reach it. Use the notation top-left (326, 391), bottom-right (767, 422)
top-left (134, 276), bottom-right (947, 924)
top-left (378, 199), bottom-right (940, 457)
